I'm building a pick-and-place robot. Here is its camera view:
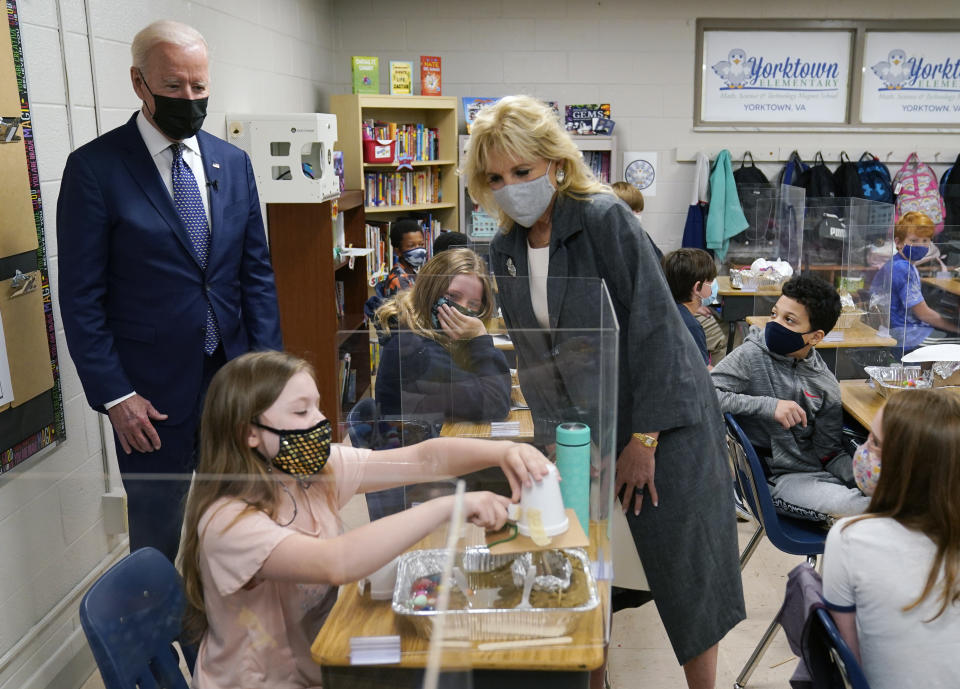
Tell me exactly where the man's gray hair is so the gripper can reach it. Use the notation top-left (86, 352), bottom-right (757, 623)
top-left (131, 20), bottom-right (207, 70)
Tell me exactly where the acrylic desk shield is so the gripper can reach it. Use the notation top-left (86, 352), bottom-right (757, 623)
top-left (721, 184), bottom-right (805, 330)
top-left (334, 276), bottom-right (617, 685)
top-left (797, 198), bottom-right (897, 379)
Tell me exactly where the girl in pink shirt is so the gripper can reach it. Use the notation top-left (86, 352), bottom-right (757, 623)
top-left (180, 351), bottom-right (550, 689)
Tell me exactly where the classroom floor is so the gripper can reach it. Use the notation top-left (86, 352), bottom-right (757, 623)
top-left (81, 495), bottom-right (800, 689)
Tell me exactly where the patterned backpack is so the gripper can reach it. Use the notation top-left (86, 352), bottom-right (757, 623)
top-left (893, 153), bottom-right (945, 232)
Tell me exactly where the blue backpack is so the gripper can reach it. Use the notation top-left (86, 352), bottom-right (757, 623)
top-left (856, 152), bottom-right (895, 203)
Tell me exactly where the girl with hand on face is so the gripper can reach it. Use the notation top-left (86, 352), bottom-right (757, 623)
top-left (823, 389), bottom-right (960, 689)
top-left (461, 95), bottom-right (744, 689)
top-left (181, 350), bottom-right (549, 689)
top-left (375, 248), bottom-right (512, 425)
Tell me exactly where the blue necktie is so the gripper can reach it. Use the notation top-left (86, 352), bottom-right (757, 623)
top-left (171, 143), bottom-right (219, 355)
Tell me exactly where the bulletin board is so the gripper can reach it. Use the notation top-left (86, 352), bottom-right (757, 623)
top-left (0, 0), bottom-right (65, 473)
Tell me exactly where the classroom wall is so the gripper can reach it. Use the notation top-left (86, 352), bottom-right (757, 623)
top-left (331, 0), bottom-right (960, 252)
top-left (0, 2), bottom-right (334, 688)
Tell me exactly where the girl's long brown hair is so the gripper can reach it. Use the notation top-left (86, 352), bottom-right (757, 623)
top-left (180, 351), bottom-right (337, 642)
top-left (375, 247), bottom-right (497, 343)
top-left (845, 388), bottom-right (960, 620)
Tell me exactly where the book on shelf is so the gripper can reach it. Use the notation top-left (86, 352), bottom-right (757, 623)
top-left (420, 56), bottom-right (441, 96)
top-left (335, 280), bottom-right (345, 318)
top-left (462, 97), bottom-right (499, 134)
top-left (364, 169), bottom-right (442, 207)
top-left (366, 221), bottom-right (394, 287)
top-left (338, 352), bottom-right (351, 405)
top-left (343, 368), bottom-right (357, 406)
top-left (351, 56), bottom-right (379, 94)
top-left (362, 120), bottom-right (439, 162)
top-left (389, 61), bottom-right (413, 95)
top-left (582, 151), bottom-right (612, 184)
top-left (564, 104), bottom-right (611, 135)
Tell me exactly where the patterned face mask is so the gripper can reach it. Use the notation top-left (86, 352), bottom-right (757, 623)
top-left (431, 296), bottom-right (481, 329)
top-left (253, 418), bottom-right (332, 478)
top-left (852, 441), bottom-right (881, 497)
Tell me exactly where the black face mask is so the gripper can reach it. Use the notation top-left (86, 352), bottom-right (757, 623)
top-left (764, 321), bottom-right (814, 356)
top-left (431, 296), bottom-right (481, 329)
top-left (138, 69), bottom-right (208, 141)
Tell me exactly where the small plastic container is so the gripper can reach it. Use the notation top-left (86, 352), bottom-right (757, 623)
top-left (363, 138), bottom-right (395, 164)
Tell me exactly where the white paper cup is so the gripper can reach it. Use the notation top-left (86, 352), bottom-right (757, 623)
top-left (508, 464), bottom-right (568, 538)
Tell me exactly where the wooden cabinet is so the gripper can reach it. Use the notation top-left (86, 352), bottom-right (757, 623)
top-left (267, 190), bottom-right (369, 441)
top-left (329, 94), bottom-right (459, 231)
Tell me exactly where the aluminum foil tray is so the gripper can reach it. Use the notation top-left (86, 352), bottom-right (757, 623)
top-left (864, 365), bottom-right (932, 398)
top-left (391, 548), bottom-right (598, 641)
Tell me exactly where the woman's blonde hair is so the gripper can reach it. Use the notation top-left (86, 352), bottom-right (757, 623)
top-left (180, 351), bottom-right (337, 641)
top-left (894, 211), bottom-right (935, 242)
top-left (844, 388), bottom-right (960, 621)
top-left (461, 95), bottom-right (610, 229)
top-left (376, 248), bottom-right (496, 343)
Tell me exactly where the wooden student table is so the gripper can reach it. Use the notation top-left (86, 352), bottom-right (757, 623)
top-left (311, 524), bottom-right (608, 689)
top-left (717, 276), bottom-right (783, 354)
top-left (922, 277), bottom-right (960, 297)
top-left (841, 379), bottom-right (960, 432)
top-left (744, 316), bottom-right (897, 374)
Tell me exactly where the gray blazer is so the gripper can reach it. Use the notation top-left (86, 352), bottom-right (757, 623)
top-left (488, 192), bottom-right (712, 452)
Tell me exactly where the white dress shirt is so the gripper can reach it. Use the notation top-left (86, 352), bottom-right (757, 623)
top-left (105, 112), bottom-right (213, 410)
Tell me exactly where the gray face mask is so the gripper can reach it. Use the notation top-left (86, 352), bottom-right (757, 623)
top-left (491, 163), bottom-right (556, 228)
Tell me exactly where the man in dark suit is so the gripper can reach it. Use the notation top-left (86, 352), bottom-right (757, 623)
top-left (57, 20), bottom-right (282, 562)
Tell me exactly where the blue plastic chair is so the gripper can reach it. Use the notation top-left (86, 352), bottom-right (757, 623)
top-left (79, 547), bottom-right (197, 689)
top-left (813, 608), bottom-right (872, 689)
top-left (724, 413), bottom-right (827, 689)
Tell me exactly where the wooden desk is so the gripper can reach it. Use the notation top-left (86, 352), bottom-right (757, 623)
top-left (840, 379), bottom-right (885, 430)
top-left (744, 316), bottom-right (897, 349)
top-left (312, 525), bottom-right (607, 687)
top-left (439, 409), bottom-right (535, 441)
top-left (717, 275), bottom-right (783, 297)
top-left (922, 277), bottom-right (960, 297)
top-left (717, 276), bottom-right (782, 354)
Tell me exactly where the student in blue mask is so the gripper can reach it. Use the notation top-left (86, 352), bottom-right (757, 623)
top-left (382, 217), bottom-right (427, 297)
top-left (871, 211), bottom-right (960, 352)
top-left (712, 275), bottom-right (871, 522)
top-left (368, 248), bottom-right (512, 519)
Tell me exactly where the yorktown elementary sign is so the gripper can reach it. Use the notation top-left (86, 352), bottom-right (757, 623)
top-left (861, 32), bottom-right (960, 124)
top-left (700, 30), bottom-right (852, 123)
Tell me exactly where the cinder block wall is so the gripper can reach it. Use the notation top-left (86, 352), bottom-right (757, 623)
top-left (0, 2), bottom-right (334, 688)
top-left (332, 0), bottom-right (960, 251)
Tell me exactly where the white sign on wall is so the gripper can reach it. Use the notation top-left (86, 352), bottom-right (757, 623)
top-left (700, 30), bottom-right (852, 123)
top-left (860, 32), bottom-right (960, 124)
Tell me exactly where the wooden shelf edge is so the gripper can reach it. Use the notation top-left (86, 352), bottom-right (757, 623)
top-left (366, 202), bottom-right (456, 213)
top-left (337, 189), bottom-right (364, 211)
top-left (363, 159), bottom-right (456, 169)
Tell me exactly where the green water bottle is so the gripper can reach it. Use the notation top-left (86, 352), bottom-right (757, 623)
top-left (555, 422), bottom-right (590, 533)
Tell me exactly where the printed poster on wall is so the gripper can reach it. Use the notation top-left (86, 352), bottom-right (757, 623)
top-left (860, 32), bottom-right (960, 124)
top-left (700, 30), bottom-right (852, 123)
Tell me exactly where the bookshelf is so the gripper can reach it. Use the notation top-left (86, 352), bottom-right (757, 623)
top-left (458, 134), bottom-right (619, 240)
top-left (267, 190), bottom-right (370, 441)
top-left (329, 94), bottom-right (459, 231)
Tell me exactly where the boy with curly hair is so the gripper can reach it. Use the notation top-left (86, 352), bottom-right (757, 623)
top-left (711, 275), bottom-right (870, 522)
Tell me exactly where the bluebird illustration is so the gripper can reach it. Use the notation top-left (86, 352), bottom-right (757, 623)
top-left (712, 48), bottom-right (750, 88)
top-left (871, 49), bottom-right (910, 89)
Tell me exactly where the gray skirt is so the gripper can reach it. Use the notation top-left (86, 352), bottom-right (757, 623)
top-left (624, 399), bottom-right (746, 665)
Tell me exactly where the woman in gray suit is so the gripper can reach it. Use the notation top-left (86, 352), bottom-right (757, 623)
top-left (461, 95), bottom-right (744, 689)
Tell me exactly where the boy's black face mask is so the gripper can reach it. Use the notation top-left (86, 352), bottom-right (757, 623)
top-left (764, 321), bottom-right (814, 356)
top-left (138, 69), bottom-right (208, 141)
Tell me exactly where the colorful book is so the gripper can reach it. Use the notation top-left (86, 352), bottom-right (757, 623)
top-left (352, 56), bottom-right (379, 94)
top-left (462, 97), bottom-right (500, 134)
top-left (564, 104), bottom-right (612, 135)
top-left (389, 61), bottom-right (413, 95)
top-left (420, 56), bottom-right (442, 96)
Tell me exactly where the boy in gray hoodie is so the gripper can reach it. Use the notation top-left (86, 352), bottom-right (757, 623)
top-left (711, 275), bottom-right (870, 521)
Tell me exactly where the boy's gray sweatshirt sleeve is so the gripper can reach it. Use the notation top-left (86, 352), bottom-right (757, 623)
top-left (711, 346), bottom-right (780, 419)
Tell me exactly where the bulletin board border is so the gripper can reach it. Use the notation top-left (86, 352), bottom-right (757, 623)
top-left (1, 0), bottom-right (64, 474)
